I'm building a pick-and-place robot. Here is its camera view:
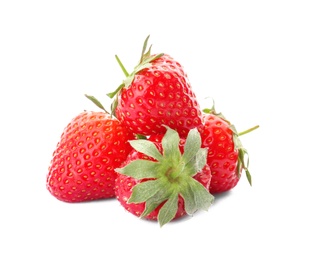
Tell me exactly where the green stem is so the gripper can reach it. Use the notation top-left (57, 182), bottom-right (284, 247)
top-left (238, 125), bottom-right (259, 136)
top-left (115, 55), bottom-right (129, 77)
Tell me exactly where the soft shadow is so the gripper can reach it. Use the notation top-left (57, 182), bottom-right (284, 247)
top-left (211, 190), bottom-right (232, 207)
top-left (72, 196), bottom-right (117, 205)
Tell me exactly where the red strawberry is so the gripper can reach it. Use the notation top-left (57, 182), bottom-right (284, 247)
top-left (199, 103), bottom-right (259, 193)
top-left (46, 110), bottom-right (135, 202)
top-left (115, 126), bottom-right (214, 227)
top-left (107, 35), bottom-right (203, 138)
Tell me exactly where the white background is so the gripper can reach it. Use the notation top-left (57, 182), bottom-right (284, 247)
top-left (1, 0), bottom-right (309, 259)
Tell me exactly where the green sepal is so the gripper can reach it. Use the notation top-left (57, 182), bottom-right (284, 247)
top-left (131, 53), bottom-right (163, 85)
top-left (84, 94), bottom-right (110, 115)
top-left (158, 191), bottom-right (179, 227)
top-left (115, 160), bottom-right (160, 180)
top-left (232, 126), bottom-right (252, 185)
top-left (107, 35), bottom-right (164, 115)
top-left (192, 148), bottom-right (208, 174)
top-left (245, 168), bottom-right (252, 186)
top-left (115, 54), bottom-right (129, 77)
top-left (237, 147), bottom-right (252, 185)
top-left (128, 179), bottom-right (165, 204)
top-left (180, 177), bottom-right (214, 215)
top-left (140, 187), bottom-right (171, 218)
top-left (140, 35), bottom-right (151, 64)
top-left (140, 182), bottom-right (173, 218)
top-left (129, 139), bottom-right (163, 162)
top-left (106, 83), bottom-right (124, 99)
top-left (117, 126), bottom-right (214, 226)
top-left (140, 180), bottom-right (175, 219)
top-left (162, 126), bottom-right (181, 162)
top-left (141, 200), bottom-right (162, 218)
top-left (183, 128), bottom-right (202, 164)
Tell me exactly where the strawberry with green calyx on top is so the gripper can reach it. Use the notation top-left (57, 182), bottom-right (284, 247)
top-left (46, 105), bottom-right (135, 202)
top-left (107, 35), bottom-right (203, 138)
top-left (199, 100), bottom-right (259, 194)
top-left (115, 126), bottom-right (214, 227)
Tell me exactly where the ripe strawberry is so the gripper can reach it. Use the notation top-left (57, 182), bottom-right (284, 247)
top-left (46, 110), bottom-right (135, 202)
top-left (115, 126), bottom-right (214, 227)
top-left (199, 103), bottom-right (259, 193)
top-left (107, 35), bottom-right (203, 138)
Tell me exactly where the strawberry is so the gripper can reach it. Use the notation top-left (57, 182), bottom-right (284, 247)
top-left (199, 102), bottom-right (259, 193)
top-left (115, 126), bottom-right (214, 227)
top-left (107, 35), bottom-right (203, 138)
top-left (46, 110), bottom-right (135, 202)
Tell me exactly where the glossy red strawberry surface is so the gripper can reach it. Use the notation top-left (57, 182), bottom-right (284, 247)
top-left (46, 111), bottom-right (135, 202)
top-left (115, 54), bottom-right (202, 138)
top-left (46, 36), bottom-right (258, 227)
top-left (199, 113), bottom-right (240, 193)
top-left (109, 36), bottom-right (203, 138)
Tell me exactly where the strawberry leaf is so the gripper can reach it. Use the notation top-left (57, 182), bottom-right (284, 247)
top-left (107, 35), bottom-right (164, 115)
top-left (158, 191), bottom-right (179, 227)
top-left (183, 128), bottom-right (202, 164)
top-left (84, 94), bottom-right (110, 114)
top-left (129, 139), bottom-right (163, 162)
top-left (238, 147), bottom-right (252, 185)
top-left (115, 159), bottom-right (160, 179)
top-left (193, 148), bottom-right (208, 174)
top-left (106, 83), bottom-right (124, 99)
top-left (128, 53), bottom-right (163, 89)
top-left (141, 187), bottom-right (172, 218)
top-left (188, 178), bottom-right (214, 211)
top-left (180, 178), bottom-right (214, 215)
top-left (115, 55), bottom-right (129, 77)
top-left (141, 200), bottom-right (162, 218)
top-left (117, 126), bottom-right (214, 226)
top-left (140, 35), bottom-right (151, 63)
top-left (162, 126), bottom-right (181, 161)
top-left (245, 168), bottom-right (252, 186)
top-left (123, 74), bottom-right (135, 88)
top-left (128, 179), bottom-right (164, 204)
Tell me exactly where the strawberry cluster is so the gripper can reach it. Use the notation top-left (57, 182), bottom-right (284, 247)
top-left (46, 36), bottom-right (258, 226)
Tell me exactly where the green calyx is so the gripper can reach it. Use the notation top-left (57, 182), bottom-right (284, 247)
top-left (107, 35), bottom-right (164, 115)
top-left (202, 97), bottom-right (259, 186)
top-left (84, 94), bottom-right (111, 115)
top-left (115, 126), bottom-right (214, 227)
